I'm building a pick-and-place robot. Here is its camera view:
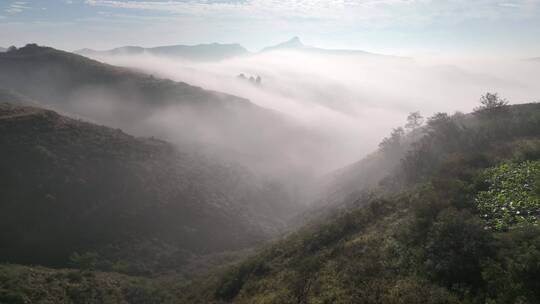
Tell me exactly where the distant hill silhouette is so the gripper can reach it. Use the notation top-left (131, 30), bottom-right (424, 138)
top-left (261, 36), bottom-right (306, 52)
top-left (76, 37), bottom-right (409, 62)
top-left (76, 43), bottom-right (249, 61)
top-left (260, 37), bottom-right (410, 60)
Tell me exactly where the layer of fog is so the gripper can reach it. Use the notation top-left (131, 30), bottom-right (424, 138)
top-left (84, 50), bottom-right (540, 176)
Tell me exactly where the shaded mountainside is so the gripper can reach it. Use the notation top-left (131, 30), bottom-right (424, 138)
top-left (0, 88), bottom-right (36, 105)
top-left (76, 43), bottom-right (249, 61)
top-left (181, 102), bottom-right (540, 304)
top-left (0, 44), bottom-right (321, 180)
top-left (0, 44), bottom-right (257, 123)
top-left (0, 101), bottom-right (293, 277)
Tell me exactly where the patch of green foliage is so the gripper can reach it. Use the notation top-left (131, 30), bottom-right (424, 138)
top-left (475, 161), bottom-right (540, 230)
top-left (0, 264), bottom-right (179, 304)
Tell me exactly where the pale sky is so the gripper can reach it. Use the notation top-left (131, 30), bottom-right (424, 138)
top-left (1, 0), bottom-right (540, 57)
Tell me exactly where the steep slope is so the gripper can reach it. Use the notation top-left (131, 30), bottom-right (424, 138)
top-left (0, 44), bottom-right (258, 125)
top-left (0, 101), bottom-right (292, 277)
top-left (315, 126), bottom-right (426, 209)
top-left (182, 102), bottom-right (540, 303)
top-left (76, 43), bottom-right (249, 61)
top-left (0, 44), bottom-right (320, 180)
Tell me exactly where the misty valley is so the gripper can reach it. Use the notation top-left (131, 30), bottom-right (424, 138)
top-left (2, 7), bottom-right (540, 303)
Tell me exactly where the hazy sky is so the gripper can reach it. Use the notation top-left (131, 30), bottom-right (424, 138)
top-left (1, 0), bottom-right (540, 57)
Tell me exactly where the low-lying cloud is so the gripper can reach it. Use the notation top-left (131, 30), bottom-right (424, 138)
top-left (85, 50), bottom-right (540, 175)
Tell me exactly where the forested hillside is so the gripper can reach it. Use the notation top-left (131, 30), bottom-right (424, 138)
top-left (0, 264), bottom-right (179, 304)
top-left (0, 100), bottom-right (294, 279)
top-left (181, 98), bottom-right (540, 303)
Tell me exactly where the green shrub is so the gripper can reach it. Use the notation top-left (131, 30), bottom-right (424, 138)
top-left (475, 161), bottom-right (540, 230)
top-left (423, 208), bottom-right (493, 292)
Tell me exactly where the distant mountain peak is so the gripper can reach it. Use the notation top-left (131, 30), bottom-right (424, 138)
top-left (277, 36), bottom-right (304, 47)
top-left (285, 36), bottom-right (303, 46)
top-left (262, 36), bottom-right (306, 52)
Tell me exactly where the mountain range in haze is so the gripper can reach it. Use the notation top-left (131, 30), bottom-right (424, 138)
top-left (2, 38), bottom-right (540, 303)
top-left (75, 37), bottom-right (406, 62)
top-left (71, 37), bottom-right (540, 181)
top-left (261, 37), bottom-right (407, 59)
top-left (77, 43), bottom-right (249, 62)
top-left (0, 44), bottom-right (331, 184)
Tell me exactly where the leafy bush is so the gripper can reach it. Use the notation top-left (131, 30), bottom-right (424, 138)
top-left (482, 225), bottom-right (540, 303)
top-left (423, 208), bottom-right (493, 291)
top-left (475, 161), bottom-right (540, 230)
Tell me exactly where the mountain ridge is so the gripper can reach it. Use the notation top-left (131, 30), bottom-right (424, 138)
top-left (0, 99), bottom-right (294, 277)
top-left (261, 37), bottom-right (411, 60)
top-left (76, 42), bottom-right (250, 61)
top-left (0, 43), bottom-right (323, 181)
top-left (75, 37), bottom-right (408, 61)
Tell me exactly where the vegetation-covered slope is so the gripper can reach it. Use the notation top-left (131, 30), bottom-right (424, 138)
top-left (0, 264), bottom-right (179, 304)
top-left (0, 101), bottom-right (292, 277)
top-left (182, 100), bottom-right (540, 303)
